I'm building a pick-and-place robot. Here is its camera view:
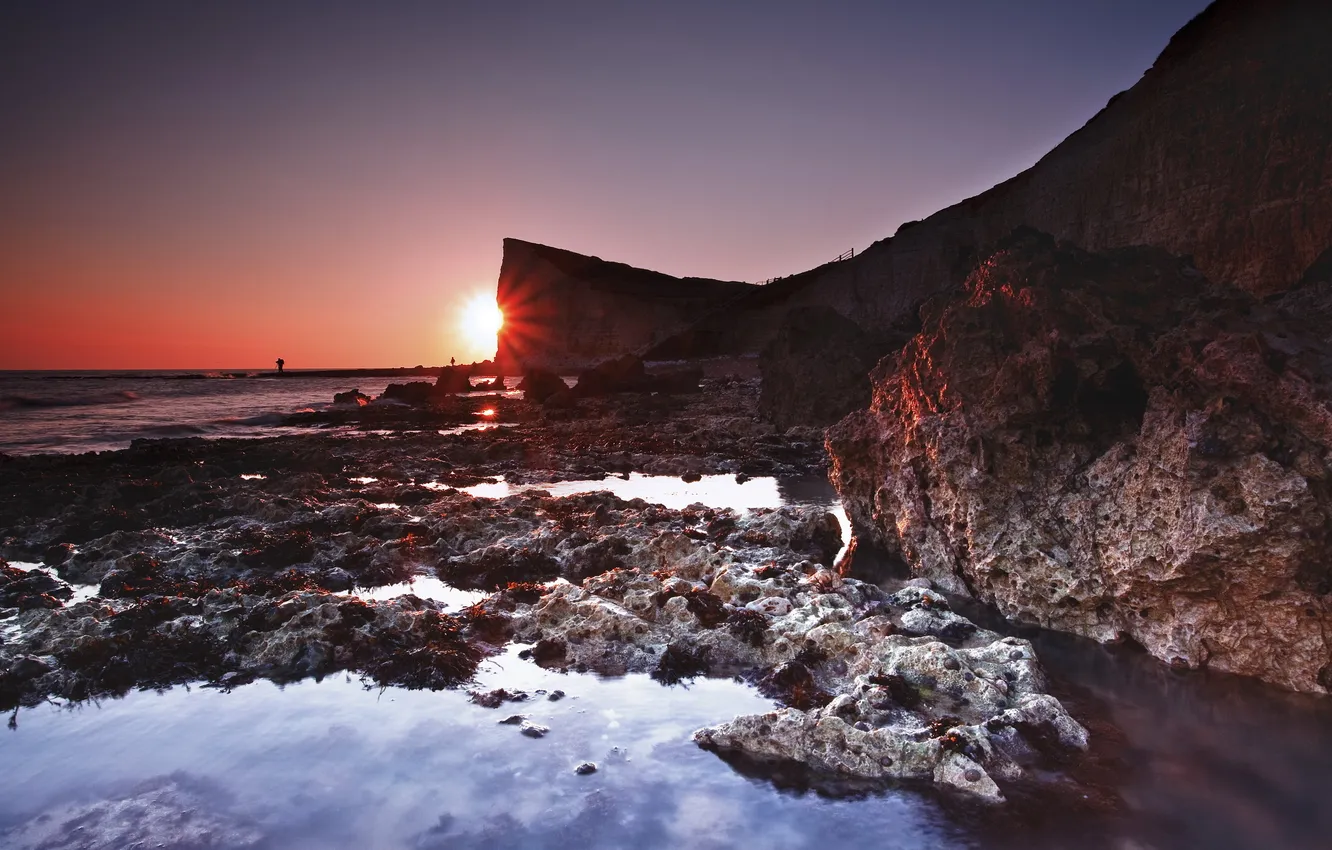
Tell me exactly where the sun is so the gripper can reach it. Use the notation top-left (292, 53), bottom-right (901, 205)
top-left (459, 294), bottom-right (504, 355)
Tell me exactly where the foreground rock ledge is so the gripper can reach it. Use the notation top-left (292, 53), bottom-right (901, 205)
top-left (828, 229), bottom-right (1332, 694)
top-left (510, 515), bottom-right (1088, 802)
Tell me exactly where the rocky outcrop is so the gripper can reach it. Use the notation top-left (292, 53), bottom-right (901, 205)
top-left (827, 229), bottom-right (1332, 693)
top-left (510, 512), bottom-right (1089, 801)
top-left (653, 0), bottom-right (1332, 360)
top-left (435, 366), bottom-right (474, 394)
top-left (758, 306), bottom-right (887, 430)
top-left (495, 239), bottom-right (753, 371)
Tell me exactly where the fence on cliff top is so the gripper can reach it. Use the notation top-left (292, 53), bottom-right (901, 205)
top-left (755, 247), bottom-right (854, 286)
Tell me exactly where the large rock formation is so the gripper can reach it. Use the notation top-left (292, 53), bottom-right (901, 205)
top-left (495, 239), bottom-right (753, 371)
top-left (827, 229), bottom-right (1332, 694)
top-left (758, 306), bottom-right (887, 431)
top-left (652, 0), bottom-right (1332, 360)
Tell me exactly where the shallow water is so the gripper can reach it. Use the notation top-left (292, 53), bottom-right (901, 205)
top-left (458, 472), bottom-right (788, 508)
top-left (0, 646), bottom-right (972, 850)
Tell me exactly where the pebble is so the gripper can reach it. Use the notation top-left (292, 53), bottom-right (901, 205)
top-left (498, 714), bottom-right (524, 725)
top-left (964, 769), bottom-right (982, 783)
top-left (548, 689), bottom-right (566, 701)
top-left (574, 762), bottom-right (597, 775)
top-left (942, 657), bottom-right (960, 671)
top-left (519, 721), bottom-right (549, 738)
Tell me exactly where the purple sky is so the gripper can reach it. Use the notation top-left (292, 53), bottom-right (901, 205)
top-left (0, 0), bottom-right (1212, 368)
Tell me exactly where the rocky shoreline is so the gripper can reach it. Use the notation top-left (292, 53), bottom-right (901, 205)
top-left (1, 375), bottom-right (1094, 806)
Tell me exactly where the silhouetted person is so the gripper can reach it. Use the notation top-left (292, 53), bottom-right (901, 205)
top-left (276, 358), bottom-right (285, 375)
top-left (450, 357), bottom-right (456, 367)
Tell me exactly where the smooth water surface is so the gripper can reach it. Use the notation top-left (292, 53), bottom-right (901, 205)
top-left (0, 647), bottom-right (970, 850)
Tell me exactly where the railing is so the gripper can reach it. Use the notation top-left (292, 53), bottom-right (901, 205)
top-left (755, 248), bottom-right (855, 285)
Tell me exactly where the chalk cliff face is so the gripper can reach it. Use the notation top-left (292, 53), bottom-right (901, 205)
top-left (827, 230), bottom-right (1332, 693)
top-left (494, 239), bottom-right (752, 371)
top-left (653, 0), bottom-right (1332, 359)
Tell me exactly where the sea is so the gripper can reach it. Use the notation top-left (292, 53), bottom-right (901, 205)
top-left (0, 370), bottom-right (520, 455)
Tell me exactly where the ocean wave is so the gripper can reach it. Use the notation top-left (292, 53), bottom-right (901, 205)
top-left (212, 412), bottom-right (288, 427)
top-left (0, 391), bottom-right (140, 411)
top-left (137, 423), bottom-right (210, 437)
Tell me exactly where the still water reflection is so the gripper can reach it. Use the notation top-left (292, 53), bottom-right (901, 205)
top-left (0, 646), bottom-right (969, 850)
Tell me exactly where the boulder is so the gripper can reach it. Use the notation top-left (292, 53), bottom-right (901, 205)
top-left (379, 382), bottom-right (436, 405)
top-left (572, 355), bottom-right (702, 397)
top-left (434, 366), bottom-right (474, 394)
top-left (573, 354), bottom-right (650, 396)
top-left (332, 389), bottom-right (370, 407)
top-left (518, 369), bottom-right (569, 404)
top-left (759, 306), bottom-right (886, 430)
top-left (827, 228), bottom-right (1332, 693)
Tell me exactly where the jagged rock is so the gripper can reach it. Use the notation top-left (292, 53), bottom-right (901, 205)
top-left (332, 388), bottom-right (371, 406)
top-left (509, 527), bottom-right (1087, 800)
top-left (828, 229), bottom-right (1332, 693)
top-left (759, 306), bottom-right (885, 430)
top-left (0, 564), bottom-right (72, 610)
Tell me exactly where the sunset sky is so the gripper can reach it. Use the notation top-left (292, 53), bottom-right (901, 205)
top-left (0, 0), bottom-right (1210, 370)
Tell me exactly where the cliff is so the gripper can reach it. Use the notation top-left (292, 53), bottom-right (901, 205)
top-left (494, 239), bottom-right (753, 371)
top-left (653, 0), bottom-right (1332, 358)
top-left (827, 229), bottom-right (1332, 693)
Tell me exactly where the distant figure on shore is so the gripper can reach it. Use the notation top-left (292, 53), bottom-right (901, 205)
top-left (276, 358), bottom-right (285, 374)
top-left (450, 357), bottom-right (456, 367)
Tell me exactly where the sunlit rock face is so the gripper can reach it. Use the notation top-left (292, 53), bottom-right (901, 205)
top-left (828, 229), bottom-right (1332, 694)
top-left (494, 238), bottom-right (752, 372)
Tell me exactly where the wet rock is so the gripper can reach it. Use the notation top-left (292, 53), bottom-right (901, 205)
top-left (519, 721), bottom-right (549, 738)
top-left (0, 565), bottom-right (72, 610)
top-left (508, 546), bottom-right (1086, 800)
top-left (333, 388), bottom-right (371, 406)
top-left (828, 230), bottom-right (1332, 693)
top-left (652, 642), bottom-right (710, 685)
top-left (442, 546), bottom-right (562, 591)
top-left (0, 589), bottom-right (490, 709)
top-left (574, 761), bottom-right (598, 775)
top-left (469, 687), bottom-right (529, 708)
top-left (380, 381), bottom-right (437, 405)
